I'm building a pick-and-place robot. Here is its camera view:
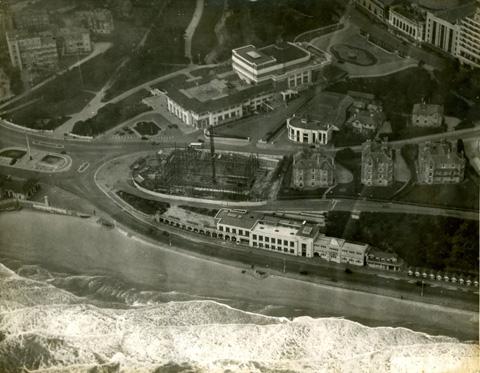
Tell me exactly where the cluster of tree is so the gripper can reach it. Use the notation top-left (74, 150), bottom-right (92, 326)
top-left (72, 99), bottom-right (150, 136)
top-left (327, 212), bottom-right (479, 273)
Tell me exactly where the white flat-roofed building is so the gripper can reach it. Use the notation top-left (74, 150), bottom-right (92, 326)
top-left (287, 92), bottom-right (352, 145)
top-left (214, 208), bottom-right (320, 258)
top-left (232, 42), bottom-right (330, 89)
top-left (456, 1), bottom-right (480, 68)
top-left (313, 235), bottom-right (368, 266)
top-left (388, 4), bottom-right (426, 42)
top-left (250, 217), bottom-right (320, 258)
top-left (287, 115), bottom-right (336, 145)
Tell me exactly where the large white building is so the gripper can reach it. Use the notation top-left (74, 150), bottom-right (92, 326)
top-left (215, 209), bottom-right (320, 258)
top-left (214, 209), bottom-right (370, 265)
top-left (313, 235), bottom-right (368, 266)
top-left (232, 42), bottom-right (330, 89)
top-left (287, 115), bottom-right (336, 145)
top-left (456, 1), bottom-right (480, 68)
top-left (147, 42), bottom-right (331, 129)
top-left (355, 0), bottom-right (395, 22)
top-left (388, 4), bottom-right (426, 42)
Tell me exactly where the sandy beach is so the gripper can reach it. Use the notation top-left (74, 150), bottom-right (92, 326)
top-left (0, 209), bottom-right (478, 341)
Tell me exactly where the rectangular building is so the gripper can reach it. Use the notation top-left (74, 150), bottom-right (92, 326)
top-left (292, 150), bottom-right (335, 189)
top-left (456, 2), bottom-right (480, 68)
top-left (313, 235), bottom-right (368, 266)
top-left (411, 103), bottom-right (444, 127)
top-left (57, 27), bottom-right (92, 56)
top-left (215, 208), bottom-right (320, 258)
top-left (366, 248), bottom-right (403, 271)
top-left (232, 42), bottom-right (330, 89)
top-left (388, 4), bottom-right (426, 42)
top-left (76, 9), bottom-right (114, 35)
top-left (354, 0), bottom-right (395, 22)
top-left (416, 140), bottom-right (466, 184)
top-left (361, 139), bottom-right (394, 186)
top-left (6, 30), bottom-right (59, 71)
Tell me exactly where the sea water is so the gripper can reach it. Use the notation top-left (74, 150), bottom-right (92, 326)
top-left (0, 260), bottom-right (477, 373)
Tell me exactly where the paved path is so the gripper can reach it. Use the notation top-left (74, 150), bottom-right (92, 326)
top-left (184, 0), bottom-right (205, 63)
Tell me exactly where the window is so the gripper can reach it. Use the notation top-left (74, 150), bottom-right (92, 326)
top-left (290, 241), bottom-right (294, 247)
top-left (283, 240), bottom-right (288, 246)
top-left (290, 249), bottom-right (295, 254)
top-left (226, 227), bottom-right (230, 233)
top-left (265, 237), bottom-right (269, 243)
top-left (219, 226), bottom-right (224, 231)
top-left (265, 244), bottom-right (270, 249)
top-left (259, 236), bottom-right (263, 241)
top-left (232, 228), bottom-right (236, 234)
top-left (253, 234), bottom-right (257, 240)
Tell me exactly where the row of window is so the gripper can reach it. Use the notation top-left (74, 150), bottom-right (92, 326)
top-left (253, 241), bottom-right (296, 254)
top-left (252, 234), bottom-right (295, 246)
top-left (219, 225), bottom-right (250, 237)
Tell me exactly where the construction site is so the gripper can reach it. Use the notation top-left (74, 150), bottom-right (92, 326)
top-left (131, 145), bottom-right (281, 201)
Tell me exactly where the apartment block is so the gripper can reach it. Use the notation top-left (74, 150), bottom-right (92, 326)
top-left (416, 140), bottom-right (466, 184)
top-left (361, 139), bottom-right (394, 186)
top-left (292, 150), bottom-right (335, 189)
top-left (6, 30), bottom-right (59, 71)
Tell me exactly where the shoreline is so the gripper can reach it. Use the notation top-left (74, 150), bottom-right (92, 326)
top-left (0, 208), bottom-right (478, 341)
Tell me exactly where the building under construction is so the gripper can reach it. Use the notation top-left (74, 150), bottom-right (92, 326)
top-left (133, 146), bottom-right (269, 200)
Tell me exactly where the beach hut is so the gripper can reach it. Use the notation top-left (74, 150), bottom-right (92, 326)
top-left (459, 276), bottom-right (464, 285)
top-left (474, 279), bottom-right (479, 287)
top-left (451, 274), bottom-right (457, 283)
top-left (421, 269), bottom-right (428, 278)
top-left (429, 272), bottom-right (435, 280)
top-left (414, 268), bottom-right (421, 277)
top-left (436, 272), bottom-right (443, 281)
top-left (466, 277), bottom-right (472, 286)
top-left (443, 273), bottom-right (450, 282)
top-left (407, 268), bottom-right (413, 276)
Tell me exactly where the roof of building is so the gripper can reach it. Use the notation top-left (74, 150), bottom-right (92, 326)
top-left (252, 216), bottom-right (320, 239)
top-left (419, 140), bottom-right (465, 165)
top-left (348, 109), bottom-right (385, 129)
top-left (288, 115), bottom-right (333, 131)
top-left (295, 92), bottom-right (353, 128)
top-left (367, 248), bottom-right (398, 260)
top-left (214, 208), bottom-right (264, 230)
top-left (233, 42), bottom-right (309, 67)
top-left (412, 103), bottom-right (444, 116)
top-left (431, 2), bottom-right (476, 22)
top-left (153, 72), bottom-right (275, 115)
top-left (293, 150), bottom-right (335, 171)
top-left (342, 241), bottom-right (369, 254)
top-left (362, 139), bottom-right (393, 164)
top-left (58, 27), bottom-right (90, 36)
top-left (347, 90), bottom-right (376, 101)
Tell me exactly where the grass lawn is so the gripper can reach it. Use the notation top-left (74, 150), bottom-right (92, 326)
top-left (179, 205), bottom-right (219, 217)
top-left (72, 90), bottom-right (151, 136)
top-left (395, 177), bottom-right (479, 211)
top-left (0, 149), bottom-right (26, 159)
top-left (327, 211), bottom-right (479, 273)
top-left (116, 191), bottom-right (170, 215)
top-left (134, 121), bottom-right (161, 136)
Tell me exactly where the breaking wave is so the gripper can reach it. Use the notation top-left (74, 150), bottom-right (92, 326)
top-left (0, 261), bottom-right (478, 373)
